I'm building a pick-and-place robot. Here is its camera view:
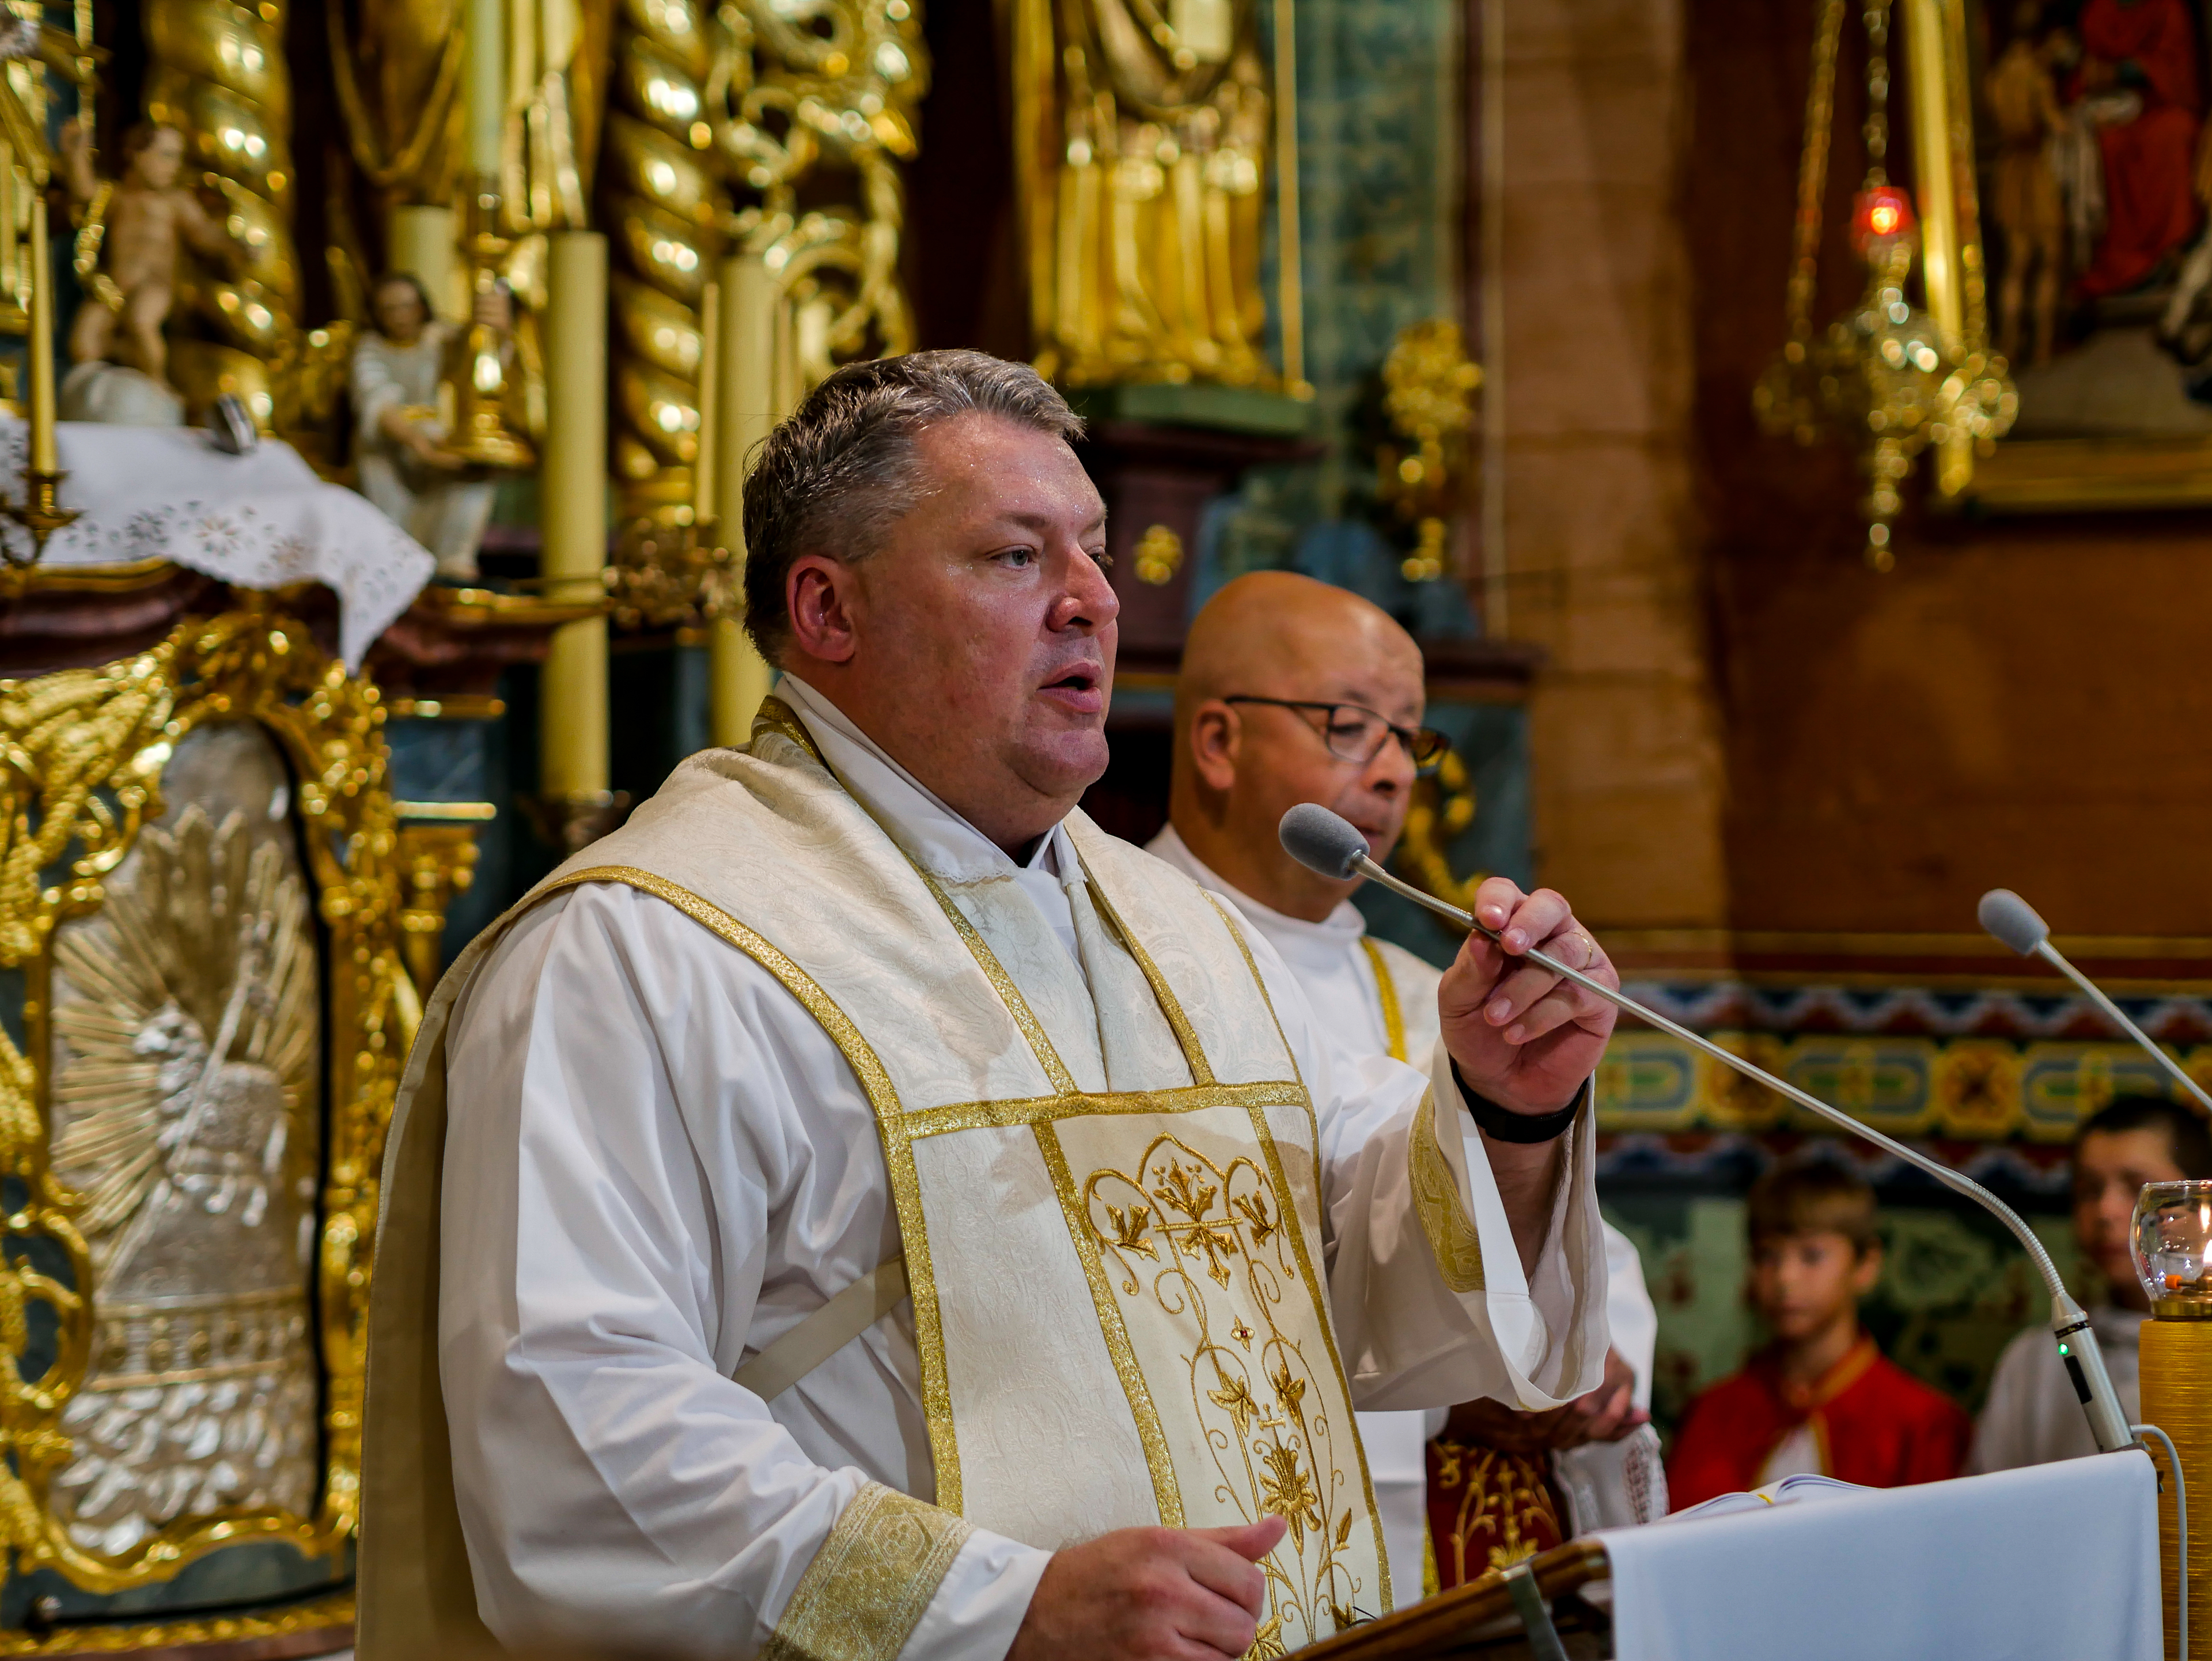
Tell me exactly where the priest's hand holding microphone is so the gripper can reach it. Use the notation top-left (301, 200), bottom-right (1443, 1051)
top-left (1007, 861), bottom-right (1615, 1661)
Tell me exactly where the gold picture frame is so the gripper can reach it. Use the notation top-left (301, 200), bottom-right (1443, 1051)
top-left (1914, 0), bottom-right (2212, 510)
top-left (0, 597), bottom-right (414, 1646)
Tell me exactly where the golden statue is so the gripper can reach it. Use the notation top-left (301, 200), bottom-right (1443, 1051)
top-left (1013, 0), bottom-right (1277, 389)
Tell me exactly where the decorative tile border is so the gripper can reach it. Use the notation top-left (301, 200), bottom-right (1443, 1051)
top-left (1595, 981), bottom-right (2212, 1141)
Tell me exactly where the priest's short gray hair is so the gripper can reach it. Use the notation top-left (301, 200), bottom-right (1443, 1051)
top-left (740, 350), bottom-right (1085, 661)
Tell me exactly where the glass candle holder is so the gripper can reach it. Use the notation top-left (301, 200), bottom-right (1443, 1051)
top-left (2134, 1180), bottom-right (2212, 1317)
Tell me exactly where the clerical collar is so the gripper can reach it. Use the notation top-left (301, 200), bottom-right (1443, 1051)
top-left (773, 673), bottom-right (1078, 890)
top-left (1146, 823), bottom-right (1368, 958)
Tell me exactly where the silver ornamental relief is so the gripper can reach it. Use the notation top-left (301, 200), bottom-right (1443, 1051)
top-left (46, 747), bottom-right (321, 1560)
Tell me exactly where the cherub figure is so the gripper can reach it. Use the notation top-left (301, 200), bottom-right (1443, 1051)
top-left (59, 120), bottom-right (238, 392)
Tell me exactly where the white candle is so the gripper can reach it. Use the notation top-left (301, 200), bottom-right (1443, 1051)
top-left (692, 280), bottom-right (721, 523)
top-left (710, 253), bottom-right (778, 746)
top-left (467, 0), bottom-right (505, 177)
top-left (27, 194), bottom-right (54, 474)
top-left (540, 231), bottom-right (608, 796)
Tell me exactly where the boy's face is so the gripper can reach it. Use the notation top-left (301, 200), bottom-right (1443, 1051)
top-left (2074, 1127), bottom-right (2186, 1308)
top-left (1749, 1229), bottom-right (1881, 1342)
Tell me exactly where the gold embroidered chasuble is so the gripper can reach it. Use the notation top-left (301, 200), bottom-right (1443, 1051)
top-left (362, 703), bottom-right (1459, 1658)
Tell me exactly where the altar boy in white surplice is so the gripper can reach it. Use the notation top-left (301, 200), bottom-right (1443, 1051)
top-left (359, 351), bottom-right (1619, 1661)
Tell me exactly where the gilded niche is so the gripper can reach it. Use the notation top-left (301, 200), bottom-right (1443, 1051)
top-left (1014, 0), bottom-right (1272, 388)
top-left (0, 606), bottom-right (408, 1624)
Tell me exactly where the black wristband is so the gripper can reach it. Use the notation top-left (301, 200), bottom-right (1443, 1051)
top-left (1452, 1061), bottom-right (1586, 1144)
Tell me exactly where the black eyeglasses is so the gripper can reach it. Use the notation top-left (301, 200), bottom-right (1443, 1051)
top-left (1222, 697), bottom-right (1451, 773)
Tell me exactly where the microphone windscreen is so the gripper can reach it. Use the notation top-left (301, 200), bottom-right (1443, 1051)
top-left (1279, 803), bottom-right (1370, 880)
top-left (1979, 888), bottom-right (2050, 956)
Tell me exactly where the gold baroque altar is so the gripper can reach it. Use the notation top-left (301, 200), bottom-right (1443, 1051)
top-left (0, 599), bottom-right (414, 1648)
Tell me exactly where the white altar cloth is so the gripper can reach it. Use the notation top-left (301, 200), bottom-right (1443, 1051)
top-left (0, 417), bottom-right (434, 666)
top-left (1600, 1449), bottom-right (2162, 1661)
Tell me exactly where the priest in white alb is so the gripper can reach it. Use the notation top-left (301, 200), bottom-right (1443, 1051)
top-left (360, 351), bottom-right (1620, 1661)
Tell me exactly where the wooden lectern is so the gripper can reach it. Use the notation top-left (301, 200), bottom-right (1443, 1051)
top-left (1298, 1541), bottom-right (1612, 1661)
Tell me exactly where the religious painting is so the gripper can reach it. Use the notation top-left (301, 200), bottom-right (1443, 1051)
top-left (1944, 0), bottom-right (2212, 505)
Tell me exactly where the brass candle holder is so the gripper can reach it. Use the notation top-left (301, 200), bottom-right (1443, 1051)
top-left (3, 176), bottom-right (77, 567)
top-left (442, 176), bottom-right (535, 473)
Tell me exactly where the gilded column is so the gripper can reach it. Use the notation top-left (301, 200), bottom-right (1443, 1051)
top-left (603, 0), bottom-right (719, 521)
top-left (143, 0), bottom-right (298, 423)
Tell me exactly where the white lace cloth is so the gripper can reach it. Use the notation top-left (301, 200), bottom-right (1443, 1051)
top-left (0, 417), bottom-right (434, 667)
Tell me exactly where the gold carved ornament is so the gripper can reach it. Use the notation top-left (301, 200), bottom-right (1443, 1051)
top-left (1392, 746), bottom-right (1480, 917)
top-left (605, 0), bottom-right (926, 520)
top-left (1376, 320), bottom-right (1481, 584)
top-left (0, 601), bottom-right (413, 1611)
top-left (1752, 0), bottom-right (2013, 570)
top-left (1015, 0), bottom-right (1274, 389)
top-left (142, 0), bottom-right (302, 430)
top-left (0, 18), bottom-right (96, 343)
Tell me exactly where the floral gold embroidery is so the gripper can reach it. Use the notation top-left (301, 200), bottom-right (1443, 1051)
top-left (1085, 1133), bottom-right (1372, 1645)
top-left (1106, 1202), bottom-right (1160, 1258)
top-left (1409, 1088), bottom-right (1486, 1293)
top-left (758, 1481), bottom-right (972, 1661)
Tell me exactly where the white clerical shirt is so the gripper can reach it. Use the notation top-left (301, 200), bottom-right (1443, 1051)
top-left (437, 677), bottom-right (1601, 1658)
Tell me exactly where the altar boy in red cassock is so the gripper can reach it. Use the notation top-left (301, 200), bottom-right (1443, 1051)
top-left (1667, 1161), bottom-right (1971, 1510)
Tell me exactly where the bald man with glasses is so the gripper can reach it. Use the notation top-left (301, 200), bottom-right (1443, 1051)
top-left (1148, 572), bottom-right (1665, 1594)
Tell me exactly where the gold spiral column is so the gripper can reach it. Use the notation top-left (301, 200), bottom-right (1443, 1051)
top-left (143, 0), bottom-right (298, 425)
top-left (603, 0), bottom-right (719, 521)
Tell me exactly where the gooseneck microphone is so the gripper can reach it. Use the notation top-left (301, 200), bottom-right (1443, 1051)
top-left (1979, 888), bottom-right (2212, 1117)
top-left (1279, 803), bottom-right (2137, 1454)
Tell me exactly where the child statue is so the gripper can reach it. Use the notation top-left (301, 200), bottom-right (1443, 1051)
top-left (59, 121), bottom-right (240, 417)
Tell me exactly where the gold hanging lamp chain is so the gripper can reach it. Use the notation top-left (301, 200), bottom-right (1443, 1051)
top-left (1861, 0), bottom-right (1892, 184)
top-left (1783, 0), bottom-right (1847, 355)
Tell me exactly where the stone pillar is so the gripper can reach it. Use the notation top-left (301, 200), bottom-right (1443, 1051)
top-left (1491, 0), bottom-right (1729, 929)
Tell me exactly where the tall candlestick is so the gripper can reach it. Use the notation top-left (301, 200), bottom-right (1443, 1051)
top-left (1272, 0), bottom-right (1306, 396)
top-left (388, 204), bottom-right (462, 322)
top-left (710, 253), bottom-right (778, 747)
top-left (540, 231), bottom-right (608, 799)
top-left (467, 0), bottom-right (505, 177)
top-left (693, 280), bottom-right (721, 525)
top-left (26, 191), bottom-right (54, 474)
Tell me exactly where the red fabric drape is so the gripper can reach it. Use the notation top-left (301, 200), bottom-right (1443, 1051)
top-left (2077, 0), bottom-right (2204, 296)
